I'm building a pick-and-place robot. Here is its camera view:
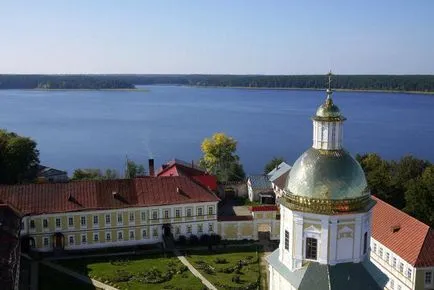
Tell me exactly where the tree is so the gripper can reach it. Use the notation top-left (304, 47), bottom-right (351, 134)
top-left (404, 166), bottom-right (434, 227)
top-left (199, 133), bottom-right (245, 182)
top-left (103, 169), bottom-right (119, 180)
top-left (71, 169), bottom-right (103, 180)
top-left (264, 157), bottom-right (285, 174)
top-left (0, 130), bottom-right (40, 184)
top-left (124, 159), bottom-right (146, 178)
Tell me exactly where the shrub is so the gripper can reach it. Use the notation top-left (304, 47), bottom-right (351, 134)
top-left (214, 257), bottom-right (228, 264)
top-left (199, 234), bottom-right (210, 245)
top-left (177, 235), bottom-right (187, 245)
top-left (210, 233), bottom-right (222, 245)
top-left (189, 234), bottom-right (199, 245)
top-left (111, 270), bottom-right (132, 283)
top-left (232, 275), bottom-right (242, 284)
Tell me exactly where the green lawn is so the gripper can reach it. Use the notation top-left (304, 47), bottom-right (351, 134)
top-left (57, 253), bottom-right (205, 290)
top-left (186, 246), bottom-right (261, 289)
top-left (39, 264), bottom-right (101, 290)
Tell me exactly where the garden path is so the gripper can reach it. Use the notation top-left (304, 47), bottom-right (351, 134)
top-left (41, 260), bottom-right (119, 290)
top-left (174, 249), bottom-right (218, 290)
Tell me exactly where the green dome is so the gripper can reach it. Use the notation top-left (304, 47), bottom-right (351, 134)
top-left (285, 148), bottom-right (368, 200)
top-left (313, 93), bottom-right (346, 121)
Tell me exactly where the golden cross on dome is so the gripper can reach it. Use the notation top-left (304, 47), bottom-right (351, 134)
top-left (327, 70), bottom-right (333, 91)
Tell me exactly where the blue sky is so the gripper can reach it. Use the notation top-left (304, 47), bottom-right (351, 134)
top-left (1, 0), bottom-right (433, 74)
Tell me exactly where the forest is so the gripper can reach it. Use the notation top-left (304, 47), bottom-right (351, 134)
top-left (1, 74), bottom-right (434, 92)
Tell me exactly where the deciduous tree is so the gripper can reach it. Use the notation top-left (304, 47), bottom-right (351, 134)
top-left (264, 157), bottom-right (285, 174)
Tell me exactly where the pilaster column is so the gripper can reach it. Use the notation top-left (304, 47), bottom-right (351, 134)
top-left (329, 218), bottom-right (338, 265)
top-left (353, 215), bottom-right (362, 262)
top-left (293, 215), bottom-right (304, 269)
top-left (319, 218), bottom-right (329, 264)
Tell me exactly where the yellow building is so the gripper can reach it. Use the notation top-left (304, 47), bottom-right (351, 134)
top-left (0, 176), bottom-right (219, 252)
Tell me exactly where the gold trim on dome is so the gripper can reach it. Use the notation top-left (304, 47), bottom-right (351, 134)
top-left (312, 115), bottom-right (347, 122)
top-left (280, 190), bottom-right (375, 215)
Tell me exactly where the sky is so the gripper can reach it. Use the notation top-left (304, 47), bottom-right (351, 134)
top-left (1, 0), bottom-right (433, 75)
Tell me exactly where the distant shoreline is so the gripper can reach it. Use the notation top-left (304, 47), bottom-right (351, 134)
top-left (188, 85), bottom-right (434, 95)
top-left (29, 88), bottom-right (149, 92)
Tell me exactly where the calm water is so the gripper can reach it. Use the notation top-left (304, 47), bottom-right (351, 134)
top-left (0, 86), bottom-right (433, 175)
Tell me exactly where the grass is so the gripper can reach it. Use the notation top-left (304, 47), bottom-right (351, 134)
top-left (57, 253), bottom-right (205, 290)
top-left (186, 246), bottom-right (262, 289)
top-left (39, 264), bottom-right (101, 290)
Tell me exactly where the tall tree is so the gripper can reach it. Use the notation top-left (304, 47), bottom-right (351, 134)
top-left (264, 157), bottom-right (285, 174)
top-left (200, 132), bottom-right (245, 182)
top-left (71, 169), bottom-right (103, 180)
top-left (404, 166), bottom-right (434, 227)
top-left (124, 159), bottom-right (146, 179)
top-left (0, 130), bottom-right (40, 184)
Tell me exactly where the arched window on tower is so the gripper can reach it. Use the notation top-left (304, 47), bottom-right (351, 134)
top-left (306, 237), bottom-right (318, 260)
top-left (363, 232), bottom-right (368, 254)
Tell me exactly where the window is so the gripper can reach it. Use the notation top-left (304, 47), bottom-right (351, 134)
top-left (106, 232), bottom-right (111, 241)
top-left (129, 230), bottom-right (135, 240)
top-left (152, 211), bottom-right (158, 220)
top-left (208, 206), bottom-right (213, 215)
top-left (142, 229), bottom-right (147, 239)
top-left (399, 262), bottom-right (404, 273)
top-left (379, 247), bottom-right (383, 258)
top-left (55, 218), bottom-right (61, 228)
top-left (406, 268), bottom-right (412, 279)
top-left (392, 257), bottom-right (397, 268)
top-left (118, 231), bottom-right (123, 240)
top-left (93, 233), bottom-right (99, 242)
top-left (208, 223), bottom-right (213, 232)
top-left (425, 272), bottom-right (432, 285)
top-left (68, 217), bottom-right (74, 227)
top-left (69, 236), bottom-right (74, 245)
top-left (175, 209), bottom-right (181, 218)
top-left (373, 243), bottom-right (377, 253)
top-left (363, 232), bottom-right (367, 254)
top-left (305, 238), bottom-right (318, 260)
top-left (164, 210), bottom-right (169, 219)
top-left (197, 207), bottom-right (203, 216)
top-left (81, 234), bottom-right (87, 244)
top-left (117, 213), bottom-right (123, 224)
top-left (141, 212), bottom-right (146, 221)
top-left (187, 225), bottom-right (192, 234)
top-left (93, 215), bottom-right (99, 225)
top-left (30, 220), bottom-right (35, 229)
top-left (198, 224), bottom-right (203, 233)
top-left (390, 279), bottom-right (394, 290)
top-left (385, 252), bottom-right (390, 264)
top-left (43, 219), bottom-right (48, 228)
top-left (43, 237), bottom-right (49, 247)
top-left (129, 212), bottom-right (135, 222)
top-left (153, 228), bottom-right (158, 237)
top-left (285, 230), bottom-right (289, 250)
top-left (80, 216), bottom-right (86, 226)
top-left (187, 208), bottom-right (192, 217)
top-left (105, 214), bottom-right (111, 224)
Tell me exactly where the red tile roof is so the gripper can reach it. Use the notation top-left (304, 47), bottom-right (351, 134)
top-left (0, 176), bottom-right (220, 216)
top-left (371, 196), bottom-right (433, 267)
top-left (250, 205), bottom-right (278, 212)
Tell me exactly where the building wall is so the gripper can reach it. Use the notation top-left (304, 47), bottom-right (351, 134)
top-left (217, 218), bottom-right (280, 241)
top-left (415, 268), bottom-right (434, 290)
top-left (21, 201), bottom-right (218, 252)
top-left (370, 238), bottom-right (421, 290)
top-left (269, 265), bottom-right (296, 290)
top-left (278, 206), bottom-right (372, 271)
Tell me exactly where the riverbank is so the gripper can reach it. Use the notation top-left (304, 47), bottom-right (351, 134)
top-left (189, 85), bottom-right (434, 95)
top-left (30, 88), bottom-right (149, 92)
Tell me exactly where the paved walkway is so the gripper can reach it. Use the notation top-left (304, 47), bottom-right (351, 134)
top-left (42, 260), bottom-right (119, 290)
top-left (174, 250), bottom-right (218, 290)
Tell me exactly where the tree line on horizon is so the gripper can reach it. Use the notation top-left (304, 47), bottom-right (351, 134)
top-left (1, 74), bottom-right (434, 92)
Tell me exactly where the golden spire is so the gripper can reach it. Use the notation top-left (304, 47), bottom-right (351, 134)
top-left (325, 70), bottom-right (333, 106)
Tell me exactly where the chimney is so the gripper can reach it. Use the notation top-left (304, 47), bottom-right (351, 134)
top-left (149, 158), bottom-right (155, 177)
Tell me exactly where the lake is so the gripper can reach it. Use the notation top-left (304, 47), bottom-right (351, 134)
top-left (0, 86), bottom-right (433, 176)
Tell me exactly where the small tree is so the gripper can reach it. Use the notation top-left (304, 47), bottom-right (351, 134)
top-left (264, 157), bottom-right (285, 174)
top-left (189, 235), bottom-right (199, 245)
top-left (199, 234), bottom-right (210, 245)
top-left (125, 159), bottom-right (146, 178)
top-left (177, 235), bottom-right (187, 246)
top-left (71, 168), bottom-right (103, 180)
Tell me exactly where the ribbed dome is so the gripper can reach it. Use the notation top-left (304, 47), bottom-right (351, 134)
top-left (285, 148), bottom-right (368, 200)
top-left (313, 93), bottom-right (346, 121)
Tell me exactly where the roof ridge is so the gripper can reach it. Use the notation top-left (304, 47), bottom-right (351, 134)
top-left (372, 196), bottom-right (430, 229)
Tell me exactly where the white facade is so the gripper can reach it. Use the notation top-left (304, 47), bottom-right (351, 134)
top-left (278, 206), bottom-right (372, 271)
top-left (312, 120), bottom-right (344, 150)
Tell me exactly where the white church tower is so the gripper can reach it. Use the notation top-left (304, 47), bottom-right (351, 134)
top-left (267, 72), bottom-right (379, 290)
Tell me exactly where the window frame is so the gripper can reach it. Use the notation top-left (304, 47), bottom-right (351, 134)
top-left (106, 232), bottom-right (111, 241)
top-left (129, 212), bottom-right (135, 223)
top-left (43, 237), bottom-right (49, 247)
top-left (68, 235), bottom-right (74, 245)
top-left (93, 215), bottom-right (99, 225)
top-left (93, 232), bottom-right (99, 242)
top-left (81, 234), bottom-right (87, 244)
top-left (208, 206), bottom-right (213, 215)
top-left (68, 217), bottom-right (74, 227)
top-left (117, 213), bottom-right (123, 224)
top-left (175, 209), bottom-right (181, 218)
top-left (80, 216), bottom-right (86, 227)
top-left (186, 208), bottom-right (192, 217)
top-left (129, 230), bottom-right (135, 240)
top-left (305, 237), bottom-right (318, 260)
top-left (105, 214), bottom-right (111, 224)
top-left (43, 218), bottom-right (49, 228)
top-left (284, 230), bottom-right (290, 250)
top-left (425, 271), bottom-right (433, 285)
top-left (55, 218), bottom-right (61, 228)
